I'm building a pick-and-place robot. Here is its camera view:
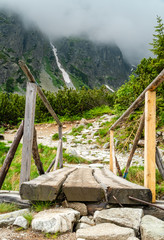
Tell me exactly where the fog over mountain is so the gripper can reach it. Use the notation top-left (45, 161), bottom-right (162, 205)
top-left (0, 0), bottom-right (164, 64)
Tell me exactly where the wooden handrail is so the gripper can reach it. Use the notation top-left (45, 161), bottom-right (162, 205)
top-left (19, 60), bottom-right (62, 127)
top-left (109, 68), bottom-right (164, 131)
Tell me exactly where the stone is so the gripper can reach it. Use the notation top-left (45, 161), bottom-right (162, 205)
top-left (76, 222), bottom-right (91, 230)
top-left (94, 208), bottom-right (143, 234)
top-left (62, 201), bottom-right (88, 216)
top-left (32, 208), bottom-right (80, 234)
top-left (103, 142), bottom-right (110, 149)
top-left (0, 209), bottom-right (30, 227)
top-left (90, 144), bottom-right (99, 149)
top-left (140, 215), bottom-right (164, 240)
top-left (65, 148), bottom-right (78, 156)
top-left (89, 163), bottom-right (104, 169)
top-left (127, 238), bottom-right (140, 240)
top-left (76, 223), bottom-right (135, 240)
top-left (80, 118), bottom-right (88, 125)
top-left (79, 216), bottom-right (95, 226)
top-left (13, 216), bottom-right (28, 229)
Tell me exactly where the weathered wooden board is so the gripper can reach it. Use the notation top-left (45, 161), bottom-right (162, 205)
top-left (20, 167), bottom-right (76, 201)
top-left (63, 168), bottom-right (104, 202)
top-left (94, 168), bottom-right (152, 205)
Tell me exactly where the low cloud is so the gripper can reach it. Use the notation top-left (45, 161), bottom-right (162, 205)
top-left (0, 0), bottom-right (164, 64)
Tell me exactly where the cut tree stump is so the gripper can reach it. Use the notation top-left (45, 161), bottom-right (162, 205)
top-left (94, 168), bottom-right (152, 205)
top-left (20, 167), bottom-right (76, 201)
top-left (63, 168), bottom-right (104, 202)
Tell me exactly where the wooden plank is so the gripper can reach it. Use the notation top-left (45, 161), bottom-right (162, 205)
top-left (32, 127), bottom-right (44, 175)
top-left (109, 68), bottom-right (164, 131)
top-left (20, 82), bottom-right (37, 186)
top-left (94, 168), bottom-right (152, 205)
top-left (156, 147), bottom-right (164, 180)
top-left (110, 130), bottom-right (114, 172)
top-left (63, 168), bottom-right (104, 202)
top-left (144, 90), bottom-right (156, 202)
top-left (19, 60), bottom-right (62, 127)
top-left (123, 112), bottom-right (145, 178)
top-left (0, 121), bottom-right (24, 189)
top-left (20, 167), bottom-right (76, 201)
top-left (58, 125), bottom-right (63, 168)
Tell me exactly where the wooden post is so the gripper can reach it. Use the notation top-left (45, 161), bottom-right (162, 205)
top-left (123, 112), bottom-right (145, 178)
top-left (0, 121), bottom-right (24, 189)
top-left (20, 82), bottom-right (37, 186)
top-left (144, 90), bottom-right (156, 202)
top-left (58, 125), bottom-right (63, 168)
top-left (110, 130), bottom-right (114, 172)
top-left (54, 140), bottom-right (62, 170)
top-left (32, 127), bottom-right (45, 175)
top-left (156, 147), bottom-right (164, 180)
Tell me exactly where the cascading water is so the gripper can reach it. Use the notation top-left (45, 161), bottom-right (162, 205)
top-left (50, 43), bottom-right (75, 89)
top-left (105, 85), bottom-right (115, 92)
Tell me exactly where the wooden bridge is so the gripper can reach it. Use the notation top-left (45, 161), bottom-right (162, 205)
top-left (0, 61), bottom-right (164, 206)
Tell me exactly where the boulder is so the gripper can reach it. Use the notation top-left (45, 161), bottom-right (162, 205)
top-left (76, 222), bottom-right (91, 230)
top-left (65, 147), bottom-right (78, 156)
top-left (13, 216), bottom-right (28, 229)
top-left (0, 209), bottom-right (30, 227)
top-left (103, 142), bottom-right (110, 149)
top-left (140, 215), bottom-right (164, 240)
top-left (80, 118), bottom-right (88, 125)
top-left (79, 216), bottom-right (95, 226)
top-left (94, 208), bottom-right (143, 234)
top-left (127, 238), bottom-right (139, 240)
top-left (32, 208), bottom-right (80, 234)
top-left (62, 201), bottom-right (88, 216)
top-left (76, 223), bottom-right (135, 240)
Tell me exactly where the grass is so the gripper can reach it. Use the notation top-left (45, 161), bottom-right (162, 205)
top-left (23, 213), bottom-right (33, 226)
top-left (0, 203), bottom-right (20, 213)
top-left (0, 142), bottom-right (10, 165)
top-left (70, 125), bottom-right (84, 136)
top-left (52, 133), bottom-right (59, 140)
top-left (32, 201), bottom-right (55, 212)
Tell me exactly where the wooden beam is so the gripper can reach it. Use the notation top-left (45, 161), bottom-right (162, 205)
top-left (156, 147), bottom-right (164, 180)
top-left (54, 139), bottom-right (62, 170)
top-left (110, 130), bottom-right (114, 172)
top-left (109, 68), bottom-right (164, 131)
top-left (123, 112), bottom-right (145, 178)
top-left (32, 127), bottom-right (45, 175)
top-left (0, 121), bottom-right (24, 189)
top-left (20, 82), bottom-right (37, 186)
top-left (144, 90), bottom-right (156, 202)
top-left (19, 60), bottom-right (62, 127)
top-left (58, 125), bottom-right (63, 168)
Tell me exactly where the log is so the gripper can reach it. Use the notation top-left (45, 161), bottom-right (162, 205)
top-left (144, 90), bottom-right (156, 202)
top-left (0, 121), bottom-right (24, 189)
top-left (109, 68), bottom-right (164, 130)
top-left (32, 127), bottom-right (44, 175)
top-left (115, 156), bottom-right (122, 177)
top-left (58, 125), bottom-right (63, 168)
top-left (94, 168), bottom-right (152, 205)
top-left (46, 157), bottom-right (56, 173)
top-left (20, 167), bottom-right (76, 201)
top-left (156, 147), bottom-right (164, 180)
top-left (19, 60), bottom-right (62, 127)
top-left (20, 82), bottom-right (37, 186)
top-left (123, 112), bottom-right (145, 178)
top-left (110, 130), bottom-right (114, 172)
top-left (63, 168), bottom-right (104, 202)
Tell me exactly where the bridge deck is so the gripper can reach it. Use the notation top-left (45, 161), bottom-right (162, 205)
top-left (20, 167), bottom-right (152, 204)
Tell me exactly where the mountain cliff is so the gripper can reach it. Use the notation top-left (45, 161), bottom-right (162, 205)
top-left (0, 11), bottom-right (131, 93)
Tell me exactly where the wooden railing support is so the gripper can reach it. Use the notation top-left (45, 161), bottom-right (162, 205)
top-left (110, 130), bottom-right (114, 172)
top-left (144, 90), bottom-right (156, 202)
top-left (54, 140), bottom-right (62, 170)
top-left (20, 82), bottom-right (37, 186)
top-left (58, 125), bottom-right (63, 168)
top-left (123, 111), bottom-right (145, 178)
top-left (0, 121), bottom-right (24, 189)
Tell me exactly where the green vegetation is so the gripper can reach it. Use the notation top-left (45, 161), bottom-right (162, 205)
top-left (23, 213), bottom-right (33, 226)
top-left (70, 125), bottom-right (84, 136)
top-left (0, 142), bottom-right (10, 165)
top-left (52, 133), bottom-right (59, 140)
top-left (32, 201), bottom-right (54, 212)
top-left (0, 203), bottom-right (20, 213)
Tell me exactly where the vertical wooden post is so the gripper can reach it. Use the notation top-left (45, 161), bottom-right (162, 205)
top-left (58, 125), bottom-right (63, 168)
top-left (110, 130), bottom-right (114, 172)
top-left (144, 90), bottom-right (156, 202)
top-left (20, 82), bottom-right (37, 186)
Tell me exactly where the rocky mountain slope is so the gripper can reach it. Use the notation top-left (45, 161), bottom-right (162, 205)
top-left (0, 11), bottom-right (131, 93)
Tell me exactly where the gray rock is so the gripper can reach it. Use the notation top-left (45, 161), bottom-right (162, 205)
top-left (90, 144), bottom-right (99, 149)
top-left (76, 223), bottom-right (135, 240)
top-left (65, 147), bottom-right (78, 156)
top-left (80, 118), bottom-right (88, 125)
top-left (62, 201), bottom-right (88, 216)
top-left (13, 216), bottom-right (28, 229)
top-left (127, 238), bottom-right (139, 240)
top-left (0, 209), bottom-right (30, 227)
top-left (89, 163), bottom-right (104, 168)
top-left (76, 222), bottom-right (91, 230)
top-left (32, 208), bottom-right (80, 233)
top-left (140, 215), bottom-right (164, 240)
top-left (103, 142), bottom-right (110, 149)
top-left (94, 208), bottom-right (143, 234)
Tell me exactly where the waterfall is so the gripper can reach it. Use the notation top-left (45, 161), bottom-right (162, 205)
top-left (50, 43), bottom-right (75, 89)
top-left (105, 85), bottom-right (115, 93)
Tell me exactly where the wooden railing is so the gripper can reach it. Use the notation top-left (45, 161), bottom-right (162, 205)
top-left (109, 68), bottom-right (164, 202)
top-left (0, 61), bottom-right (63, 189)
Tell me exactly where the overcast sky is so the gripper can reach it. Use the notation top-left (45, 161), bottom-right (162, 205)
top-left (0, 0), bottom-right (164, 64)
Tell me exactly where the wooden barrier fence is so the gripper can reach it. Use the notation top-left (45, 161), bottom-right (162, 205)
top-left (109, 68), bottom-right (164, 202)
